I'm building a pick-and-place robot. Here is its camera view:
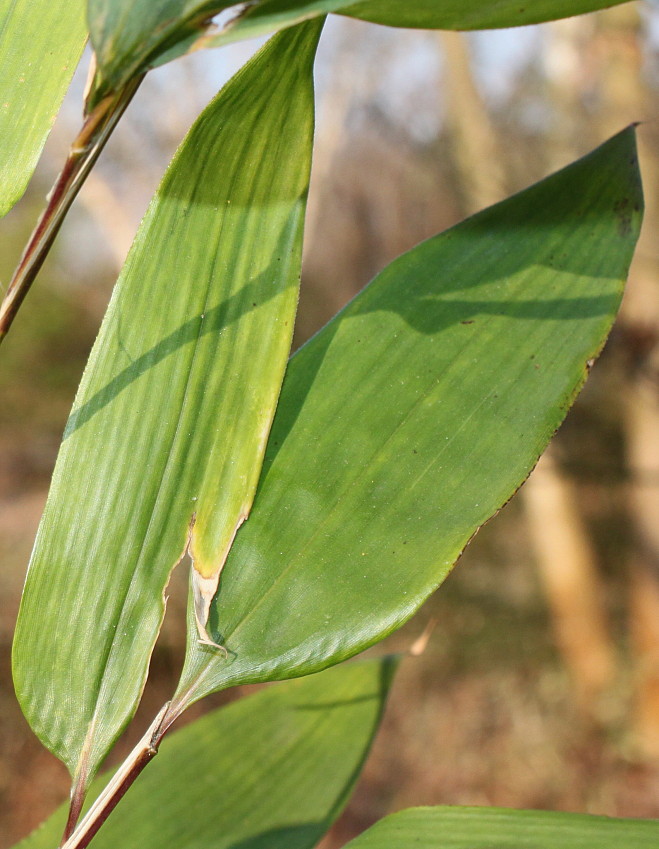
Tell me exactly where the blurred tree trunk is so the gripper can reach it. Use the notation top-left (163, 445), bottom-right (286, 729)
top-left (594, 4), bottom-right (659, 757)
top-left (532, 15), bottom-right (618, 710)
top-left (524, 452), bottom-right (616, 710)
top-left (440, 28), bottom-right (616, 711)
top-left (437, 30), bottom-right (505, 210)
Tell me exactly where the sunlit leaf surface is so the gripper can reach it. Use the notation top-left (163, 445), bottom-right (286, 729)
top-left (12, 20), bottom-right (321, 787)
top-left (0, 0), bottom-right (86, 216)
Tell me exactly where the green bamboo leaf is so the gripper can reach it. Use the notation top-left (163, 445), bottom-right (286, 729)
top-left (340, 0), bottom-right (632, 30)
top-left (86, 0), bottom-right (630, 109)
top-left (341, 806), bottom-right (659, 848)
top-left (12, 19), bottom-right (322, 790)
top-left (0, 0), bottom-right (86, 217)
top-left (17, 658), bottom-right (394, 849)
top-left (173, 128), bottom-right (642, 707)
top-left (204, 0), bottom-right (631, 53)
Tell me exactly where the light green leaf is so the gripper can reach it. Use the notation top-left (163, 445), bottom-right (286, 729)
top-left (17, 658), bottom-right (394, 849)
top-left (173, 128), bottom-right (642, 707)
top-left (0, 0), bottom-right (86, 217)
top-left (12, 19), bottom-right (321, 789)
top-left (86, 0), bottom-right (631, 108)
top-left (341, 806), bottom-right (659, 848)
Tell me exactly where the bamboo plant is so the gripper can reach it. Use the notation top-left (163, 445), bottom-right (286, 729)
top-left (1, 1), bottom-right (656, 847)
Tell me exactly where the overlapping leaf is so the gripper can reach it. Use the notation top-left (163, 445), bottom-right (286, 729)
top-left (172, 128), bottom-right (642, 708)
top-left (12, 19), bottom-right (322, 789)
top-left (16, 658), bottom-right (394, 849)
top-left (86, 0), bottom-right (630, 108)
top-left (341, 806), bottom-right (659, 848)
top-left (0, 0), bottom-right (86, 216)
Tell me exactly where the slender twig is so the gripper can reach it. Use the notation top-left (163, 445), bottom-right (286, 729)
top-left (60, 783), bottom-right (87, 847)
top-left (0, 75), bottom-right (143, 346)
top-left (58, 676), bottom-right (195, 848)
top-left (59, 701), bottom-right (180, 849)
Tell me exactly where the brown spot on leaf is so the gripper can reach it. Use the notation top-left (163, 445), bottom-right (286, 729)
top-left (614, 197), bottom-right (633, 237)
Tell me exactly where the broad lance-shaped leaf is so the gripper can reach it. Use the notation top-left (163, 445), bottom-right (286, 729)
top-left (341, 806), bottom-right (659, 849)
top-left (12, 19), bottom-right (322, 790)
top-left (172, 128), bottom-right (642, 709)
top-left (16, 658), bottom-right (394, 849)
top-left (0, 0), bottom-right (86, 217)
top-left (86, 0), bottom-right (629, 109)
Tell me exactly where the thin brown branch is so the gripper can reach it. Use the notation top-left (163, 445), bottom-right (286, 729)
top-left (60, 784), bottom-right (87, 847)
top-left (0, 75), bottom-right (143, 346)
top-left (59, 702), bottom-right (174, 849)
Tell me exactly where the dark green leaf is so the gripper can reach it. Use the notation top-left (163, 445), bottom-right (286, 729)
top-left (173, 128), bottom-right (642, 707)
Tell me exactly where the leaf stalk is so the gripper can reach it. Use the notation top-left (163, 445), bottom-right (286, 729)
top-left (59, 701), bottom-right (173, 849)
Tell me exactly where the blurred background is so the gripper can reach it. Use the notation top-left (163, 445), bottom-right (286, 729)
top-left (2, 2), bottom-right (659, 845)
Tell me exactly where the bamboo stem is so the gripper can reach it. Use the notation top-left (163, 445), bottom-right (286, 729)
top-left (0, 75), bottom-right (143, 345)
